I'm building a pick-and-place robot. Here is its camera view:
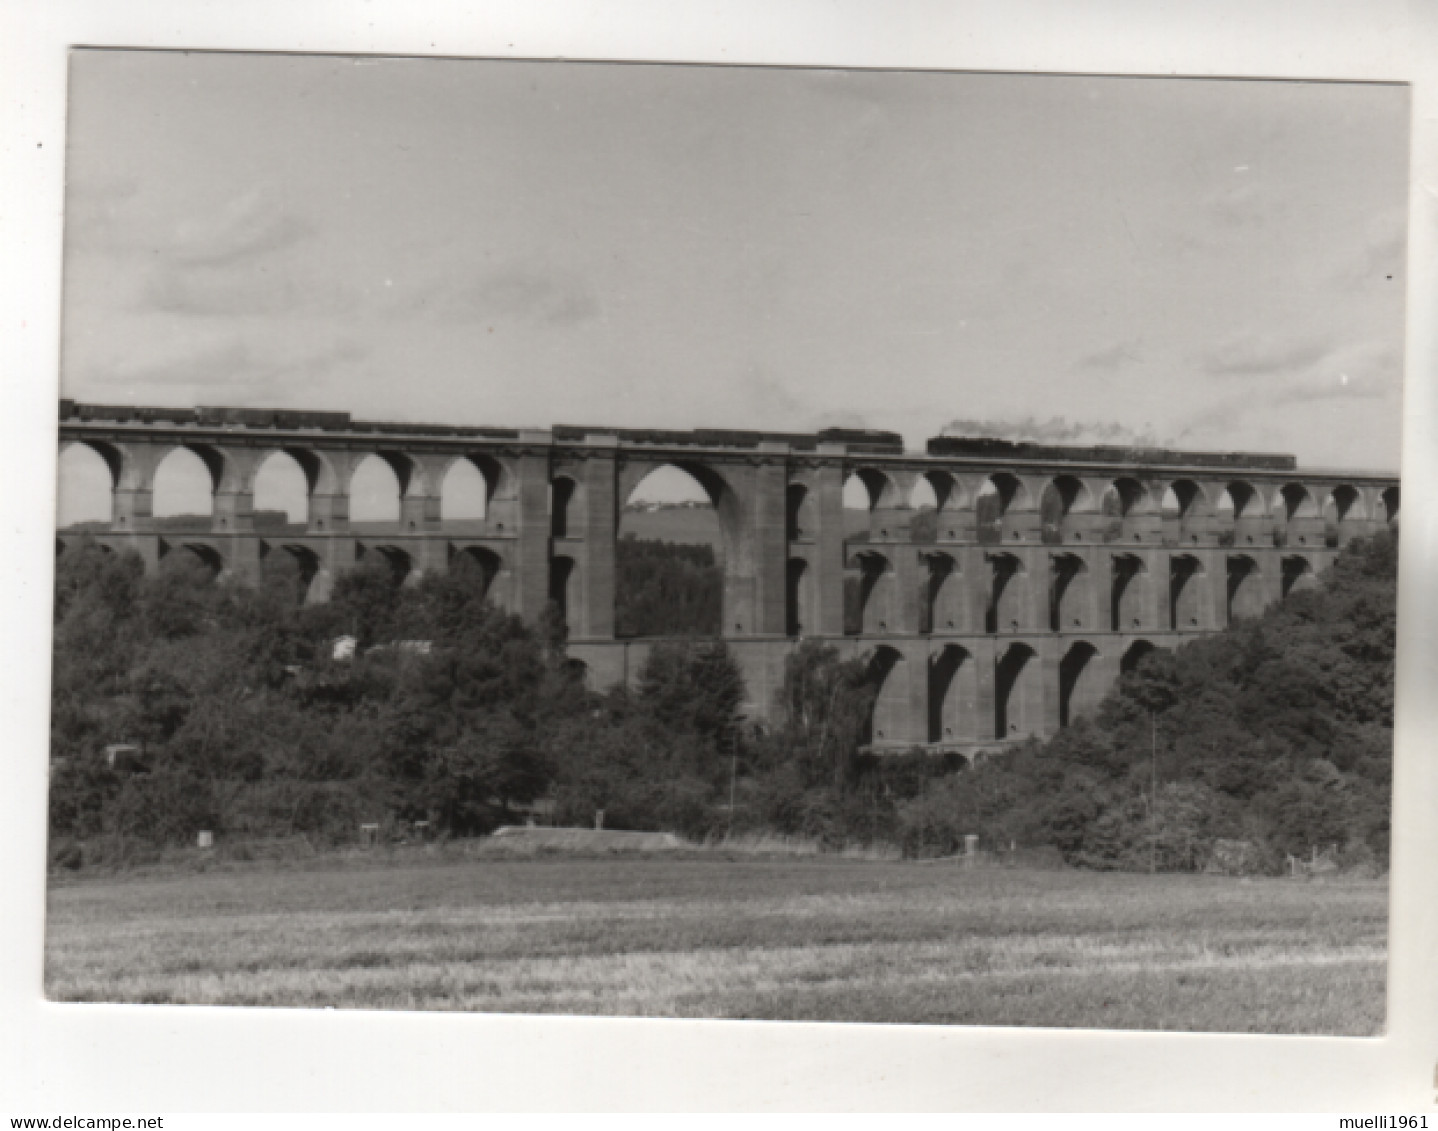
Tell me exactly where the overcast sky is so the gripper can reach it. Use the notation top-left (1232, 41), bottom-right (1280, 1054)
top-left (57, 51), bottom-right (1409, 517)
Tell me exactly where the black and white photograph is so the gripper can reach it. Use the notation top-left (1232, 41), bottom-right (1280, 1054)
top-left (44, 47), bottom-right (1407, 1029)
top-left (6, 0), bottom-right (1438, 1114)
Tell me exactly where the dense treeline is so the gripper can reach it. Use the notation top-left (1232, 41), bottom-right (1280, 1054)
top-left (48, 531), bottom-right (1396, 873)
top-left (48, 543), bottom-right (747, 859)
top-left (614, 535), bottom-right (722, 637)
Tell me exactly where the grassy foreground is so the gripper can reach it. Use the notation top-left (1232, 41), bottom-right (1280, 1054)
top-left (44, 854), bottom-right (1387, 1034)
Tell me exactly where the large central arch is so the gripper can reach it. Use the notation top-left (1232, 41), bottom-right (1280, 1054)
top-left (617, 460), bottom-right (736, 635)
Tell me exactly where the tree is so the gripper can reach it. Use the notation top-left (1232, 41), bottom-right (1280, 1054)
top-left (773, 639), bottom-right (877, 791)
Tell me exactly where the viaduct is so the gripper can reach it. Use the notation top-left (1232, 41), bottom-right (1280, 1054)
top-left (57, 400), bottom-right (1400, 759)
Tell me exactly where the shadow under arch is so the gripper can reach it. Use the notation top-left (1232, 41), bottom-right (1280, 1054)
top-left (360, 543), bottom-right (414, 588)
top-left (1059, 640), bottom-right (1101, 727)
top-left (258, 541), bottom-right (323, 605)
top-left (985, 551), bottom-right (1025, 633)
top-left (452, 544), bottom-right (503, 598)
top-left (159, 540), bottom-right (225, 582)
top-left (1110, 552), bottom-right (1147, 631)
top-left (551, 475), bottom-right (580, 539)
top-left (1041, 475), bottom-right (1093, 543)
top-left (1226, 553), bottom-right (1262, 623)
top-left (1169, 553), bottom-right (1204, 629)
top-left (995, 641), bottom-right (1038, 739)
top-left (860, 644), bottom-right (904, 746)
top-left (1050, 552), bottom-right (1088, 631)
top-left (928, 643), bottom-right (972, 743)
top-left (785, 557), bottom-right (809, 637)
top-left (921, 551), bottom-right (961, 634)
top-left (976, 473), bottom-right (1030, 544)
top-left (549, 553), bottom-right (577, 629)
top-left (850, 549), bottom-right (893, 634)
top-left (916, 469), bottom-right (966, 542)
top-left (1120, 638), bottom-right (1158, 675)
top-left (1281, 554), bottom-right (1318, 598)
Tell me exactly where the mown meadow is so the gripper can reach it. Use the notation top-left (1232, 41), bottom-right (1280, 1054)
top-left (45, 852), bottom-right (1387, 1034)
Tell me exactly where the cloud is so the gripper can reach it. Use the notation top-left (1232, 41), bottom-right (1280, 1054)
top-left (1267, 343), bottom-right (1401, 406)
top-left (142, 261), bottom-right (361, 319)
top-left (1201, 333), bottom-right (1334, 378)
top-left (403, 264), bottom-right (600, 327)
top-left (70, 182), bottom-right (316, 273)
top-left (67, 337), bottom-right (367, 405)
top-left (1173, 339), bottom-right (1402, 451)
top-left (115, 188), bottom-right (339, 318)
top-left (64, 176), bottom-right (144, 251)
top-left (167, 189), bottom-right (316, 268)
top-left (1201, 179), bottom-right (1272, 229)
top-left (1075, 340), bottom-right (1143, 371)
top-left (940, 415), bottom-right (1171, 448)
top-left (1326, 206), bottom-right (1407, 288)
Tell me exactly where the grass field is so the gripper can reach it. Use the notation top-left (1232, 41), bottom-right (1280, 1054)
top-left (44, 853), bottom-right (1387, 1034)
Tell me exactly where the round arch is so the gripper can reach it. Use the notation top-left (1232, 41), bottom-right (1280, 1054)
top-left (1381, 486), bottom-right (1400, 525)
top-left (1169, 553), bottom-right (1205, 630)
top-left (349, 455), bottom-right (407, 527)
top-left (1226, 554), bottom-right (1263, 623)
top-left (1281, 554), bottom-right (1318, 598)
top-left (1279, 483), bottom-right (1319, 520)
top-left (1050, 552), bottom-right (1090, 631)
top-left (1217, 480), bottom-right (1265, 519)
top-left (160, 540), bottom-right (225, 582)
top-left (152, 445), bottom-right (224, 522)
top-left (1059, 641), bottom-right (1102, 727)
top-left (861, 644), bottom-right (905, 745)
top-left (995, 642), bottom-right (1040, 739)
top-left (362, 543), bottom-right (414, 588)
top-left (1160, 479), bottom-right (1207, 519)
top-left (922, 551), bottom-right (962, 633)
top-left (786, 482), bottom-right (812, 542)
top-left (985, 551), bottom-right (1026, 633)
top-left (452, 544), bottom-right (503, 597)
top-left (57, 441), bottom-right (119, 528)
top-left (253, 450), bottom-right (311, 527)
top-left (850, 549), bottom-right (894, 634)
top-left (617, 461), bottom-right (729, 636)
top-left (1120, 639), bottom-right (1157, 675)
top-left (439, 457), bottom-right (490, 524)
top-left (1104, 477), bottom-right (1153, 517)
top-left (261, 542), bottom-right (323, 605)
top-left (928, 643), bottom-right (972, 743)
top-left (1110, 552), bottom-right (1148, 631)
top-left (551, 475), bottom-right (581, 539)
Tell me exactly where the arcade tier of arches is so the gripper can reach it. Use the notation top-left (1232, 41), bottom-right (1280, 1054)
top-left (57, 427), bottom-right (1396, 652)
top-left (837, 631), bottom-right (1161, 752)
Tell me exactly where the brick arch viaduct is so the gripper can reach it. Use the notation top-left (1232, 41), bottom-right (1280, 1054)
top-left (56, 400), bottom-right (1399, 760)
